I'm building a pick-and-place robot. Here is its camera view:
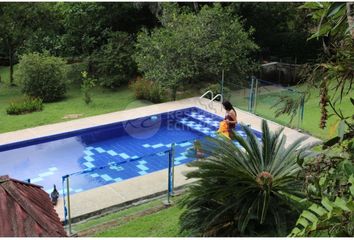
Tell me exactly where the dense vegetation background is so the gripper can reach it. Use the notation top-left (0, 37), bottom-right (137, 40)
top-left (0, 2), bottom-right (321, 86)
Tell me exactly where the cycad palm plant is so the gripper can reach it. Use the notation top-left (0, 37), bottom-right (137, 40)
top-left (180, 120), bottom-right (313, 236)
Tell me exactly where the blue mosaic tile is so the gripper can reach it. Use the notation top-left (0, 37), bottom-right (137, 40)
top-left (138, 171), bottom-right (147, 175)
top-left (84, 150), bottom-right (94, 156)
top-left (137, 165), bottom-right (149, 171)
top-left (84, 156), bottom-right (95, 162)
top-left (84, 162), bottom-right (95, 169)
top-left (179, 142), bottom-right (192, 147)
top-left (152, 143), bottom-right (164, 149)
top-left (107, 150), bottom-right (118, 156)
top-left (101, 174), bottom-right (112, 181)
top-left (119, 153), bottom-right (130, 159)
top-left (90, 173), bottom-right (99, 178)
top-left (95, 147), bottom-right (106, 153)
top-left (175, 156), bottom-right (188, 161)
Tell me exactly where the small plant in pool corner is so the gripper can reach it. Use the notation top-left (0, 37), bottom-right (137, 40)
top-left (193, 140), bottom-right (204, 159)
top-left (81, 71), bottom-right (96, 105)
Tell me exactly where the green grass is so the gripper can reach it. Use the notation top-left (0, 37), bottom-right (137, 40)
top-left (73, 198), bottom-right (163, 233)
top-left (93, 196), bottom-right (187, 237)
top-left (0, 66), bottom-right (11, 83)
top-left (230, 83), bottom-right (353, 140)
top-left (0, 84), bottom-right (151, 133)
top-left (72, 195), bottom-right (188, 237)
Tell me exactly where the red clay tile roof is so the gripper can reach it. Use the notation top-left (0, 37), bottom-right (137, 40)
top-left (0, 175), bottom-right (67, 237)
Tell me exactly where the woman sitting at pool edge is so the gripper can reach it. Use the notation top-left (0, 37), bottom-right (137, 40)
top-left (222, 100), bottom-right (237, 139)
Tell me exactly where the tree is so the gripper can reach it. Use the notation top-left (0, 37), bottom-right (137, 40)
top-left (274, 2), bottom-right (353, 135)
top-left (134, 3), bottom-right (258, 100)
top-left (302, 2), bottom-right (353, 132)
top-left (57, 2), bottom-right (158, 57)
top-left (228, 2), bottom-right (322, 62)
top-left (0, 3), bottom-right (54, 85)
top-left (180, 120), bottom-right (314, 236)
top-left (89, 31), bottom-right (135, 89)
top-left (57, 2), bottom-right (108, 57)
top-left (15, 53), bottom-right (67, 102)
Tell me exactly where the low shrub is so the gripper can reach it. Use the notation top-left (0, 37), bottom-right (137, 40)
top-left (149, 82), bottom-right (164, 103)
top-left (130, 78), bottom-right (164, 103)
top-left (201, 83), bottom-right (231, 100)
top-left (6, 97), bottom-right (43, 115)
top-left (15, 52), bottom-right (67, 102)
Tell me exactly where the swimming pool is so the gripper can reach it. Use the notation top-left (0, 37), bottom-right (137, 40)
top-left (0, 107), bottom-right (262, 195)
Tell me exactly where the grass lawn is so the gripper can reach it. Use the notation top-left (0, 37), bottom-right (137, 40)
top-left (230, 83), bottom-right (353, 140)
top-left (73, 195), bottom-right (188, 237)
top-left (0, 65), bottom-right (16, 83)
top-left (0, 66), bottom-right (153, 133)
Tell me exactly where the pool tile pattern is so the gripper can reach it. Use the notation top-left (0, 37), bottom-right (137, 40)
top-left (0, 108), bottom-right (262, 195)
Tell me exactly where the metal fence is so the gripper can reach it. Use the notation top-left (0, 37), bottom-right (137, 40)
top-left (60, 138), bottom-right (198, 234)
top-left (218, 71), bottom-right (305, 130)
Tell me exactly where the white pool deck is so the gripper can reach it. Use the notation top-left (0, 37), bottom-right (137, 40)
top-left (0, 97), bottom-right (321, 221)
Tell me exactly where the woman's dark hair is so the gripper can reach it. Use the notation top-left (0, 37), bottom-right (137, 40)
top-left (222, 101), bottom-right (234, 111)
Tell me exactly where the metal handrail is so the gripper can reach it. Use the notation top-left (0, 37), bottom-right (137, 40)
top-left (209, 94), bottom-right (223, 111)
top-left (200, 90), bottom-right (213, 100)
top-left (209, 94), bottom-right (223, 103)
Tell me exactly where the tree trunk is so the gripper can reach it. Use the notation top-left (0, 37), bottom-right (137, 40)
top-left (172, 86), bottom-right (177, 101)
top-left (347, 2), bottom-right (354, 40)
top-left (8, 45), bottom-right (14, 86)
top-left (193, 2), bottom-right (199, 12)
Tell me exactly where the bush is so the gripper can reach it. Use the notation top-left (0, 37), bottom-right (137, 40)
top-left (201, 84), bottom-right (231, 100)
top-left (15, 53), bottom-right (67, 102)
top-left (130, 78), bottom-right (164, 103)
top-left (66, 61), bottom-right (89, 84)
top-left (6, 97), bottom-right (43, 115)
top-left (90, 31), bottom-right (135, 89)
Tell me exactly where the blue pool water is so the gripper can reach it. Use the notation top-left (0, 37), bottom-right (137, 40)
top-left (0, 107), bottom-right (261, 195)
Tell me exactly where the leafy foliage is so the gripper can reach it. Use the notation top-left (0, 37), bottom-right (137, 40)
top-left (273, 2), bottom-right (353, 133)
top-left (15, 52), bottom-right (67, 102)
top-left (271, 92), bottom-right (305, 124)
top-left (179, 120), bottom-right (314, 236)
top-left (90, 31), bottom-right (135, 89)
top-left (81, 71), bottom-right (96, 105)
top-left (300, 2), bottom-right (354, 131)
top-left (66, 61), bottom-right (89, 84)
top-left (130, 77), bottom-right (164, 103)
top-left (6, 96), bottom-right (43, 115)
top-left (134, 3), bottom-right (258, 100)
top-left (229, 2), bottom-right (321, 62)
top-left (290, 139), bottom-right (354, 236)
top-left (289, 193), bottom-right (354, 237)
top-left (0, 3), bottom-right (56, 84)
